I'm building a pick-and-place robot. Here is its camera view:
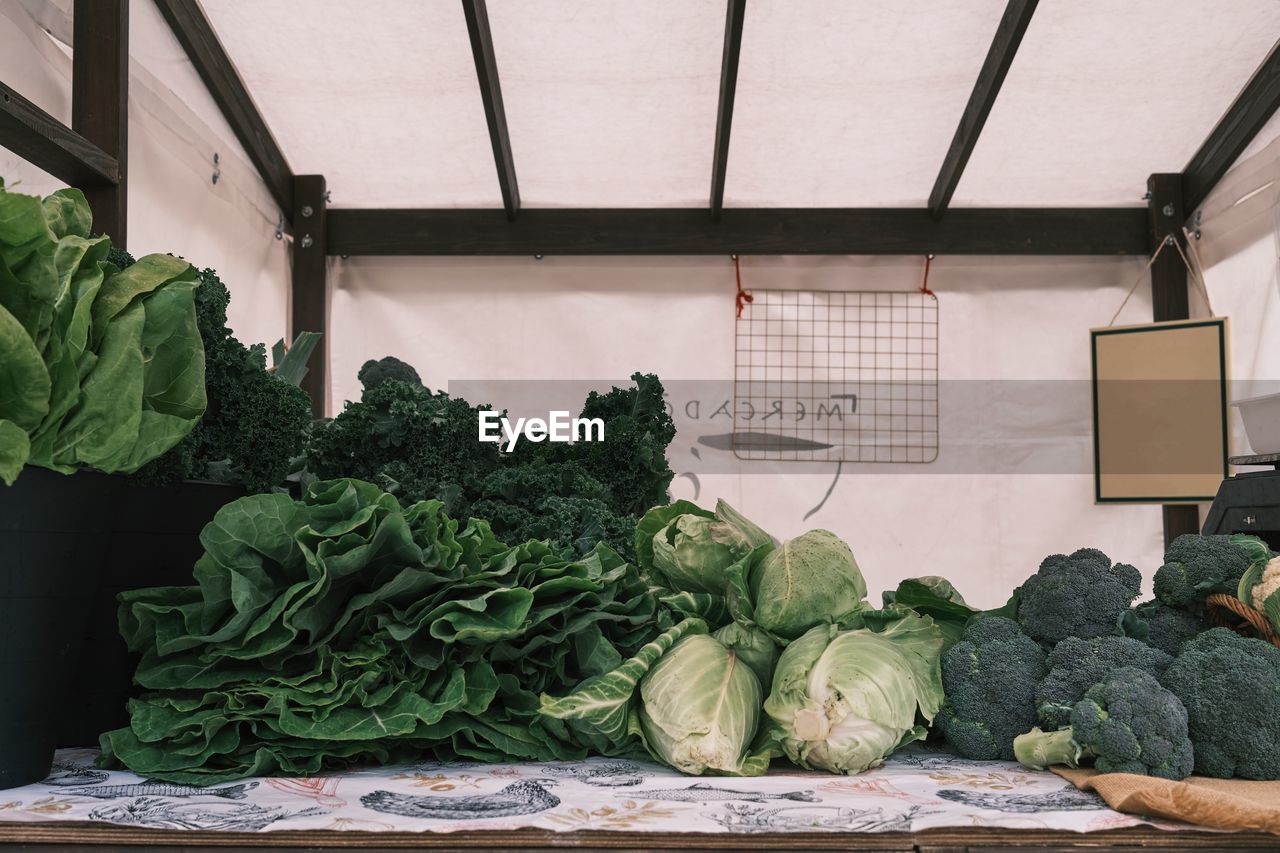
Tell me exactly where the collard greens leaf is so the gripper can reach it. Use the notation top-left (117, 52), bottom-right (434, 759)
top-left (101, 478), bottom-right (661, 783)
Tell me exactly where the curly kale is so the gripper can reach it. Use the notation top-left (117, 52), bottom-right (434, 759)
top-left (132, 268), bottom-right (313, 492)
top-left (106, 247), bottom-right (136, 270)
top-left (1132, 599), bottom-right (1211, 657)
top-left (1035, 636), bottom-right (1172, 730)
top-left (935, 617), bottom-right (1048, 761)
top-left (306, 367), bottom-right (674, 560)
top-left (1016, 667), bottom-right (1194, 780)
top-left (307, 380), bottom-right (501, 517)
top-left (1017, 548), bottom-right (1142, 645)
top-left (1160, 628), bottom-right (1280, 779)
top-left (1153, 534), bottom-right (1252, 613)
top-left (544, 372), bottom-right (675, 517)
top-left (358, 356), bottom-right (422, 392)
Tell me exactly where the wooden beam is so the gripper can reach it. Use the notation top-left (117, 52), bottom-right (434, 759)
top-left (0, 82), bottom-right (118, 187)
top-left (154, 0), bottom-right (294, 219)
top-left (462, 0), bottom-right (519, 220)
top-left (1147, 173), bottom-right (1202, 546)
top-left (291, 175), bottom-right (328, 416)
top-left (327, 207), bottom-right (1149, 256)
top-left (1183, 41), bottom-right (1280, 214)
top-left (72, 0), bottom-right (128, 247)
top-left (709, 0), bottom-right (747, 218)
top-left (928, 0), bottom-right (1038, 219)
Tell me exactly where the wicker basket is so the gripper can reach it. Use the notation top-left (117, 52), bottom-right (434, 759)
top-left (1206, 593), bottom-right (1280, 649)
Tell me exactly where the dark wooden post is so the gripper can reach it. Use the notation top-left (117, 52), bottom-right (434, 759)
top-left (1147, 173), bottom-right (1201, 547)
top-left (72, 0), bottom-right (129, 248)
top-left (292, 175), bottom-right (328, 416)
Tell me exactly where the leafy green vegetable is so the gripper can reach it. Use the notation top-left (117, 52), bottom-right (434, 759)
top-left (307, 367), bottom-right (675, 561)
top-left (100, 478), bottom-right (659, 783)
top-left (132, 268), bottom-right (314, 492)
top-left (637, 634), bottom-right (763, 776)
top-left (713, 622), bottom-right (780, 689)
top-left (539, 618), bottom-right (705, 755)
top-left (0, 182), bottom-right (204, 483)
top-left (762, 608), bottom-right (944, 774)
top-left (750, 530), bottom-right (867, 639)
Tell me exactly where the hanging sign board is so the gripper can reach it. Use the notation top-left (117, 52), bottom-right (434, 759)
top-left (1091, 318), bottom-right (1228, 503)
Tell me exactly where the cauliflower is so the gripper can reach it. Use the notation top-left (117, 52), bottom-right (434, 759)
top-left (1252, 555), bottom-right (1280, 611)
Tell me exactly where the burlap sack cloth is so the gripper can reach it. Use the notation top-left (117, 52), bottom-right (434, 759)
top-left (1054, 768), bottom-right (1280, 835)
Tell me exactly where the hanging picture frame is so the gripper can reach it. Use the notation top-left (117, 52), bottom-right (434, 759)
top-left (1091, 318), bottom-right (1229, 503)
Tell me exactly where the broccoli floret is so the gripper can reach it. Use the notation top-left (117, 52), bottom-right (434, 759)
top-left (1153, 534), bottom-right (1252, 613)
top-left (1017, 548), bottom-right (1142, 645)
top-left (132, 268), bottom-right (313, 492)
top-left (1160, 628), bottom-right (1280, 779)
top-left (358, 356), bottom-right (422, 394)
top-left (1035, 636), bottom-right (1172, 730)
top-left (1015, 667), bottom-right (1194, 780)
top-left (1132, 599), bottom-right (1211, 657)
top-left (935, 617), bottom-right (1047, 760)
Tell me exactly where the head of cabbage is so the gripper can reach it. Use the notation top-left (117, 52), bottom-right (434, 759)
top-left (749, 529), bottom-right (867, 639)
top-left (638, 633), bottom-right (762, 775)
top-left (762, 610), bottom-right (944, 774)
top-left (637, 499), bottom-right (773, 595)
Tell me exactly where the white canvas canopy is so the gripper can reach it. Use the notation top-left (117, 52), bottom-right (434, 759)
top-left (2, 0), bottom-right (1278, 603)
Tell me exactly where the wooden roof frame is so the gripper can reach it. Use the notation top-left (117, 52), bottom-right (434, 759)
top-left (2, 0), bottom-right (1279, 415)
top-left (3, 0), bottom-right (1278, 256)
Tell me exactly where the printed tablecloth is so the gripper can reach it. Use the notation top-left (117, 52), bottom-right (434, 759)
top-left (0, 745), bottom-right (1199, 835)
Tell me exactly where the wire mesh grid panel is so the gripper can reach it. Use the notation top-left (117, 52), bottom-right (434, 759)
top-left (733, 290), bottom-right (939, 462)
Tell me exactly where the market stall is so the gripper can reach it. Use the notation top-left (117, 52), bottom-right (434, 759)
top-left (2, 0), bottom-right (1280, 849)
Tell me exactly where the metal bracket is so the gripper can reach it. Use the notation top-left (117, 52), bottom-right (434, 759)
top-left (211, 152), bottom-right (220, 185)
top-left (275, 214), bottom-right (284, 241)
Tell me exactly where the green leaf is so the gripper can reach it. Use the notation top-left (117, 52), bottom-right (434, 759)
top-left (271, 331), bottom-right (322, 387)
top-left (1232, 533), bottom-right (1273, 603)
top-left (0, 301), bottom-right (50, 433)
top-left (540, 618), bottom-right (707, 750)
top-left (0, 419), bottom-right (30, 485)
top-left (633, 500), bottom-right (715, 579)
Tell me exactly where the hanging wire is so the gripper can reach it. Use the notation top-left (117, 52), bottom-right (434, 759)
top-left (733, 254), bottom-right (753, 318)
top-left (1107, 234), bottom-right (1213, 326)
top-left (919, 254), bottom-right (936, 297)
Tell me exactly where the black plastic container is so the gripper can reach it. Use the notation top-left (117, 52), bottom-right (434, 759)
top-left (0, 468), bottom-right (121, 789)
top-left (58, 478), bottom-right (243, 747)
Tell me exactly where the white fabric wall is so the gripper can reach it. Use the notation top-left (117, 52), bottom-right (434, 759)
top-left (0, 1), bottom-right (290, 350)
top-left (331, 254), bottom-right (1170, 608)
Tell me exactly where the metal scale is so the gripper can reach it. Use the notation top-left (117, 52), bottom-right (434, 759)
top-left (1203, 453), bottom-right (1280, 550)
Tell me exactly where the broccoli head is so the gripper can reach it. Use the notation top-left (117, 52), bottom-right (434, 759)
top-left (358, 356), bottom-right (422, 394)
top-left (1160, 628), bottom-right (1280, 779)
top-left (1153, 534), bottom-right (1252, 613)
top-left (1017, 548), bottom-right (1142, 645)
top-left (1015, 667), bottom-right (1194, 780)
top-left (935, 616), bottom-right (1047, 760)
top-left (1132, 599), bottom-right (1211, 657)
top-left (1035, 635), bottom-right (1172, 730)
